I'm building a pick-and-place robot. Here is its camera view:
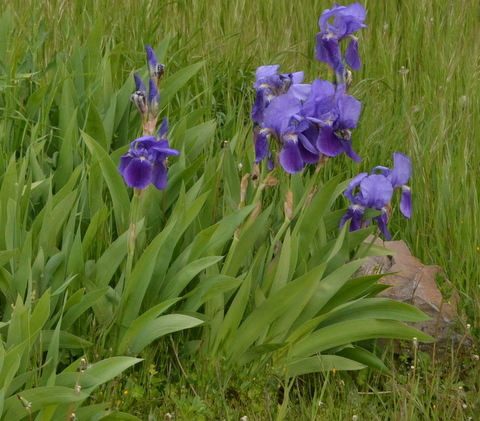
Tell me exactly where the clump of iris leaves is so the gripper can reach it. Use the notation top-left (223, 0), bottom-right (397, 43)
top-left (0, 2), bottom-right (440, 420)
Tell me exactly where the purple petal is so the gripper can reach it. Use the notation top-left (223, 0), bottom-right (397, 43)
top-left (151, 161), bottom-right (168, 190)
top-left (251, 88), bottom-right (267, 123)
top-left (358, 175), bottom-right (393, 209)
top-left (323, 37), bottom-right (344, 74)
top-left (317, 126), bottom-right (344, 157)
top-left (337, 94), bottom-right (362, 130)
top-left (350, 215), bottom-right (364, 231)
top-left (134, 73), bottom-right (146, 92)
top-left (146, 44), bottom-right (158, 78)
top-left (298, 133), bottom-right (319, 164)
top-left (263, 93), bottom-right (301, 135)
top-left (340, 204), bottom-right (364, 231)
top-left (289, 84), bottom-right (311, 102)
top-left (267, 154), bottom-right (274, 170)
top-left (338, 3), bottom-right (367, 35)
top-left (131, 136), bottom-right (158, 150)
top-left (303, 79), bottom-right (336, 119)
top-left (123, 158), bottom-right (152, 189)
top-left (150, 140), bottom-right (180, 161)
top-left (158, 117), bottom-right (169, 139)
top-left (148, 78), bottom-right (159, 109)
top-left (255, 130), bottom-right (270, 163)
top-left (400, 186), bottom-right (412, 219)
top-left (289, 71), bottom-right (304, 84)
top-left (389, 152), bottom-right (412, 187)
top-left (339, 211), bottom-right (352, 231)
top-left (374, 212), bottom-right (391, 240)
top-left (298, 125), bottom-right (318, 154)
top-left (315, 36), bottom-right (334, 67)
top-left (345, 37), bottom-right (361, 70)
top-left (279, 138), bottom-right (304, 174)
top-left (331, 16), bottom-right (348, 38)
top-left (255, 65), bottom-right (280, 84)
top-left (119, 155), bottom-right (133, 176)
top-left (319, 5), bottom-right (345, 32)
top-left (153, 146), bottom-right (180, 159)
top-left (371, 165), bottom-right (391, 176)
top-left (345, 172), bottom-right (368, 203)
top-left (343, 137), bottom-right (362, 163)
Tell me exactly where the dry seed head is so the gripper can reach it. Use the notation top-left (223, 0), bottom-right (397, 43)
top-left (259, 174), bottom-right (279, 190)
top-left (250, 200), bottom-right (262, 222)
top-left (284, 190), bottom-right (293, 221)
top-left (79, 358), bottom-right (88, 371)
top-left (305, 186), bottom-right (317, 207)
top-left (239, 173), bottom-right (251, 205)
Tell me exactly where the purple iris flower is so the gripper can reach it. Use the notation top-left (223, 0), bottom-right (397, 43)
top-left (131, 73), bottom-right (148, 117)
top-left (146, 44), bottom-right (165, 86)
top-left (340, 173), bottom-right (394, 239)
top-left (255, 92), bottom-right (317, 174)
top-left (148, 78), bottom-right (159, 119)
top-left (118, 132), bottom-right (179, 190)
top-left (340, 152), bottom-right (413, 239)
top-left (303, 79), bottom-right (362, 162)
top-left (252, 65), bottom-right (311, 125)
top-left (372, 152), bottom-right (412, 219)
top-left (315, 3), bottom-right (367, 81)
top-left (131, 74), bottom-right (159, 121)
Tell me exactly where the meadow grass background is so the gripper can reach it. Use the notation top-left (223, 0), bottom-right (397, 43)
top-left (3, 0), bottom-right (479, 289)
top-left (8, 0), bottom-right (478, 293)
top-left (1, 0), bottom-right (480, 419)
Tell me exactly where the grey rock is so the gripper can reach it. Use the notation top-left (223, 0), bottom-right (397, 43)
top-left (357, 237), bottom-right (470, 354)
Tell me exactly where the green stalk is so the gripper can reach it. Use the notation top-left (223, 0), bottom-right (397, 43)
top-left (125, 188), bottom-right (143, 284)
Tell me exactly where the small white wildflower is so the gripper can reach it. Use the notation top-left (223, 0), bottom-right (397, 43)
top-left (399, 66), bottom-right (409, 75)
top-left (466, 324), bottom-right (471, 330)
top-left (165, 413), bottom-right (173, 420)
top-left (462, 403), bottom-right (468, 409)
top-left (472, 354), bottom-right (479, 361)
top-left (240, 417), bottom-right (248, 421)
top-left (352, 416), bottom-right (358, 421)
top-left (237, 163), bottom-right (243, 171)
top-left (74, 384), bottom-right (82, 395)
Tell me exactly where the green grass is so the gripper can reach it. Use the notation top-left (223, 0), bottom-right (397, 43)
top-left (0, 0), bottom-right (479, 419)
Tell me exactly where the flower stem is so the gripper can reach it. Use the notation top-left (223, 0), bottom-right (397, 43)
top-left (125, 188), bottom-right (142, 282)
